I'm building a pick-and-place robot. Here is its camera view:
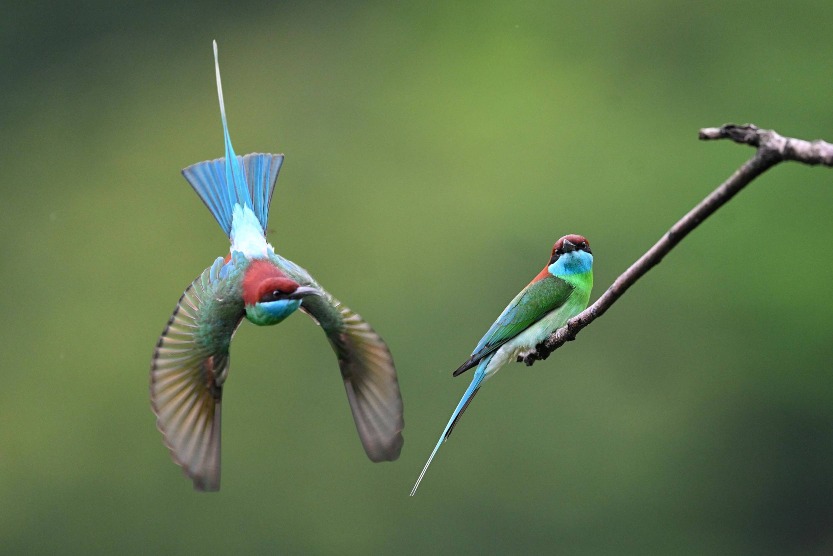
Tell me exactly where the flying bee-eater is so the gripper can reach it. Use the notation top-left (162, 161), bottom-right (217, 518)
top-left (410, 235), bottom-right (593, 495)
top-left (150, 42), bottom-right (404, 491)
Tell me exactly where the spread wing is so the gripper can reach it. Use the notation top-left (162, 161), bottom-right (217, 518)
top-left (300, 291), bottom-right (405, 461)
top-left (453, 274), bottom-right (575, 376)
top-left (150, 257), bottom-right (244, 491)
top-left (270, 253), bottom-right (404, 461)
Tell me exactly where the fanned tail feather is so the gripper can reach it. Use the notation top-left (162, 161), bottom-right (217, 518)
top-left (183, 153), bottom-right (283, 236)
top-left (180, 41), bottom-right (285, 236)
top-left (242, 153), bottom-right (282, 228)
top-left (409, 355), bottom-right (492, 496)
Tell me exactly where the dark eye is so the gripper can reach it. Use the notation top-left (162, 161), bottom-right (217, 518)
top-left (260, 290), bottom-right (283, 303)
top-left (580, 242), bottom-right (587, 249)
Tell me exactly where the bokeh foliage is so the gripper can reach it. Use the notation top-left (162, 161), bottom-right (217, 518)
top-left (2, 1), bottom-right (833, 554)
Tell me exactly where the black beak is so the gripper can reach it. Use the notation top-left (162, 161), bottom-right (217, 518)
top-left (287, 286), bottom-right (322, 300)
top-left (560, 239), bottom-right (577, 253)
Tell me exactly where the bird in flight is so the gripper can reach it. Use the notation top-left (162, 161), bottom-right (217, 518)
top-left (150, 42), bottom-right (404, 491)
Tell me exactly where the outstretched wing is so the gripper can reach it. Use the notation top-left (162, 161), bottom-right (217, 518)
top-left (453, 274), bottom-right (575, 376)
top-left (150, 257), bottom-right (245, 491)
top-left (300, 292), bottom-right (405, 461)
top-left (271, 254), bottom-right (404, 461)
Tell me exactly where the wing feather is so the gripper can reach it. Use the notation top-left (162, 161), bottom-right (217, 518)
top-left (270, 253), bottom-right (404, 461)
top-left (302, 293), bottom-right (404, 462)
top-left (453, 274), bottom-right (575, 376)
top-left (150, 257), bottom-right (244, 491)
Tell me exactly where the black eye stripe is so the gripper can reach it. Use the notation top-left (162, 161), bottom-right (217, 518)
top-left (260, 290), bottom-right (286, 303)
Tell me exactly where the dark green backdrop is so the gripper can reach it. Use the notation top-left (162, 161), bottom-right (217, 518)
top-left (3, 1), bottom-right (833, 554)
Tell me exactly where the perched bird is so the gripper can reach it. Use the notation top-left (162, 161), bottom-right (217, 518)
top-left (410, 235), bottom-right (593, 495)
top-left (150, 42), bottom-right (404, 491)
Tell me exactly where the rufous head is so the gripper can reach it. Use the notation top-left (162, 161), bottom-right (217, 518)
top-left (549, 234), bottom-right (591, 265)
top-left (242, 260), bottom-right (320, 326)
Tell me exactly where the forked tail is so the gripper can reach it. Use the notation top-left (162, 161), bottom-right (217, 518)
top-left (409, 355), bottom-right (492, 496)
top-left (181, 41), bottom-right (284, 237)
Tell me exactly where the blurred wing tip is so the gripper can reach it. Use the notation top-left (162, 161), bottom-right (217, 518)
top-left (368, 434), bottom-right (404, 462)
top-left (347, 376), bottom-right (405, 462)
top-left (192, 475), bottom-right (220, 492)
top-left (149, 387), bottom-right (222, 492)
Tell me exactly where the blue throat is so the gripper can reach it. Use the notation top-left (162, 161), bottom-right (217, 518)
top-left (245, 299), bottom-right (302, 326)
top-left (548, 250), bottom-right (593, 276)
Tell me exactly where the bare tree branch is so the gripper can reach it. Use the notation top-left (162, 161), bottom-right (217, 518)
top-left (518, 123), bottom-right (833, 366)
top-left (699, 124), bottom-right (833, 166)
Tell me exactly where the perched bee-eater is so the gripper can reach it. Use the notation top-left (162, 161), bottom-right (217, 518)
top-left (410, 235), bottom-right (593, 495)
top-left (150, 42), bottom-right (404, 491)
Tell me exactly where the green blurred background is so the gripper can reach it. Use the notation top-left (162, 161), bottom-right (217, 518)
top-left (3, 1), bottom-right (833, 554)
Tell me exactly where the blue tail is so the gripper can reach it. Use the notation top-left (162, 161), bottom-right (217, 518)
top-left (181, 41), bottom-right (284, 237)
top-left (410, 354), bottom-right (492, 496)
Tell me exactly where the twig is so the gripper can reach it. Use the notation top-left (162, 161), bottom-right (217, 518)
top-left (518, 124), bottom-right (833, 366)
top-left (699, 124), bottom-right (833, 166)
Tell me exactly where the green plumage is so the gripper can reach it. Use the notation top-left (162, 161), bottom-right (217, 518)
top-left (151, 251), bottom-right (404, 490)
top-left (455, 270), bottom-right (592, 376)
top-left (476, 276), bottom-right (577, 355)
top-left (413, 237), bottom-right (594, 495)
top-left (193, 263), bottom-right (246, 354)
top-left (151, 42), bottom-right (403, 491)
